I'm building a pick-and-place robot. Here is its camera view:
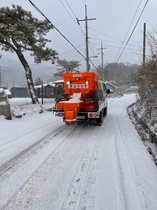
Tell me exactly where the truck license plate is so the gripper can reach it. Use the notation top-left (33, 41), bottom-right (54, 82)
top-left (77, 116), bottom-right (85, 119)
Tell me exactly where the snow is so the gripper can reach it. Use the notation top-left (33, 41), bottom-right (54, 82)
top-left (0, 94), bottom-right (157, 210)
top-left (35, 82), bottom-right (55, 89)
top-left (0, 101), bottom-right (8, 105)
top-left (66, 93), bottom-right (82, 103)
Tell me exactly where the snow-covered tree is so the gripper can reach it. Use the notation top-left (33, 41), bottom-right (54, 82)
top-left (54, 59), bottom-right (81, 77)
top-left (0, 5), bottom-right (58, 104)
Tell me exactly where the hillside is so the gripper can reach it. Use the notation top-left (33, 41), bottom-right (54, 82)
top-left (104, 63), bottom-right (140, 86)
top-left (0, 57), bottom-right (57, 88)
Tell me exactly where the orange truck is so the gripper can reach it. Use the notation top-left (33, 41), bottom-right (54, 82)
top-left (53, 71), bottom-right (108, 125)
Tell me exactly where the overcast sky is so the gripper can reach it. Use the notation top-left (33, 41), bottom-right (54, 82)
top-left (1, 0), bottom-right (157, 70)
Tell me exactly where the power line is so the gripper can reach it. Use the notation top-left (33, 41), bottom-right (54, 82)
top-left (89, 28), bottom-right (142, 49)
top-left (64, 0), bottom-right (76, 16)
top-left (115, 0), bottom-right (149, 63)
top-left (61, 1), bottom-right (99, 69)
top-left (59, 0), bottom-right (77, 25)
top-left (91, 42), bottom-right (139, 52)
top-left (114, 0), bottom-right (143, 62)
top-left (90, 37), bottom-right (140, 50)
top-left (60, 43), bottom-right (85, 56)
top-left (59, 0), bottom-right (85, 35)
top-left (88, 27), bottom-right (125, 43)
top-left (28, 0), bottom-right (87, 62)
top-left (28, 0), bottom-right (98, 70)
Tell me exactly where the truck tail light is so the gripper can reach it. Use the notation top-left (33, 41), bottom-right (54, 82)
top-left (88, 112), bottom-right (99, 118)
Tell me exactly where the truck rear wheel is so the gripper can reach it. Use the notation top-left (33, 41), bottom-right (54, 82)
top-left (103, 107), bottom-right (107, 117)
top-left (96, 110), bottom-right (104, 126)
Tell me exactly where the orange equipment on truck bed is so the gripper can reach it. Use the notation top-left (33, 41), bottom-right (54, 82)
top-left (53, 71), bottom-right (108, 125)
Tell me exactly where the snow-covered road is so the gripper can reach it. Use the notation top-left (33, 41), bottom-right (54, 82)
top-left (0, 94), bottom-right (157, 210)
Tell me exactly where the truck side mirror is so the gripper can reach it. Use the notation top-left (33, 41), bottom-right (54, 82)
top-left (106, 89), bottom-right (110, 94)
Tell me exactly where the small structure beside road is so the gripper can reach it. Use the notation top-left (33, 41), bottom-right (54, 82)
top-left (0, 88), bottom-right (12, 119)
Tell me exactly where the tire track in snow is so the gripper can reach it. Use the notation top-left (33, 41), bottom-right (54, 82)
top-left (113, 116), bottom-right (143, 210)
top-left (0, 118), bottom-right (61, 151)
top-left (0, 118), bottom-right (62, 167)
top-left (60, 125), bottom-right (103, 210)
top-left (117, 116), bottom-right (153, 210)
top-left (0, 122), bottom-right (84, 209)
top-left (77, 126), bottom-right (106, 210)
top-left (0, 123), bottom-right (65, 178)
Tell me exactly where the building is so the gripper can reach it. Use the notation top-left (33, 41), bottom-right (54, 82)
top-left (35, 82), bottom-right (55, 98)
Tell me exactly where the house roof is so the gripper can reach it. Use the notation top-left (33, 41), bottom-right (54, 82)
top-left (53, 80), bottom-right (64, 84)
top-left (34, 82), bottom-right (55, 89)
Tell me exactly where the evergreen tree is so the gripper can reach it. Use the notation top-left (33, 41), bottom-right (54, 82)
top-left (35, 77), bottom-right (43, 85)
top-left (0, 5), bottom-right (58, 104)
top-left (54, 59), bottom-right (81, 77)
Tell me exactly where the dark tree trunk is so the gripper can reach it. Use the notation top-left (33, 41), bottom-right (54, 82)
top-left (16, 51), bottom-right (39, 104)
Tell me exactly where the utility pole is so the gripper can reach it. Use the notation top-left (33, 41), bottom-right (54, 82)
top-left (143, 23), bottom-right (146, 68)
top-left (98, 42), bottom-right (106, 69)
top-left (97, 42), bottom-right (106, 80)
top-left (0, 68), bottom-right (2, 87)
top-left (77, 5), bottom-right (96, 72)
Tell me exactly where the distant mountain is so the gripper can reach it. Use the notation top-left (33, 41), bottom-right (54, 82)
top-left (0, 58), bottom-right (57, 88)
top-left (104, 63), bottom-right (140, 86)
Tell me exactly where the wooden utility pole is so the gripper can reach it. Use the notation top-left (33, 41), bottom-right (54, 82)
top-left (0, 68), bottom-right (2, 87)
top-left (143, 23), bottom-right (146, 67)
top-left (97, 42), bottom-right (106, 80)
top-left (98, 42), bottom-right (107, 69)
top-left (77, 5), bottom-right (96, 72)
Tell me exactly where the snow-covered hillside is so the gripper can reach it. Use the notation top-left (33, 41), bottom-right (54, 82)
top-left (0, 95), bottom-right (157, 210)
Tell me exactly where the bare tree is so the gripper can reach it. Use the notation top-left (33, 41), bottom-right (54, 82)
top-left (138, 28), bottom-right (157, 120)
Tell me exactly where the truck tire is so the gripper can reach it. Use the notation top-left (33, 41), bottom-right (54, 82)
top-left (96, 110), bottom-right (104, 126)
top-left (103, 107), bottom-right (107, 117)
